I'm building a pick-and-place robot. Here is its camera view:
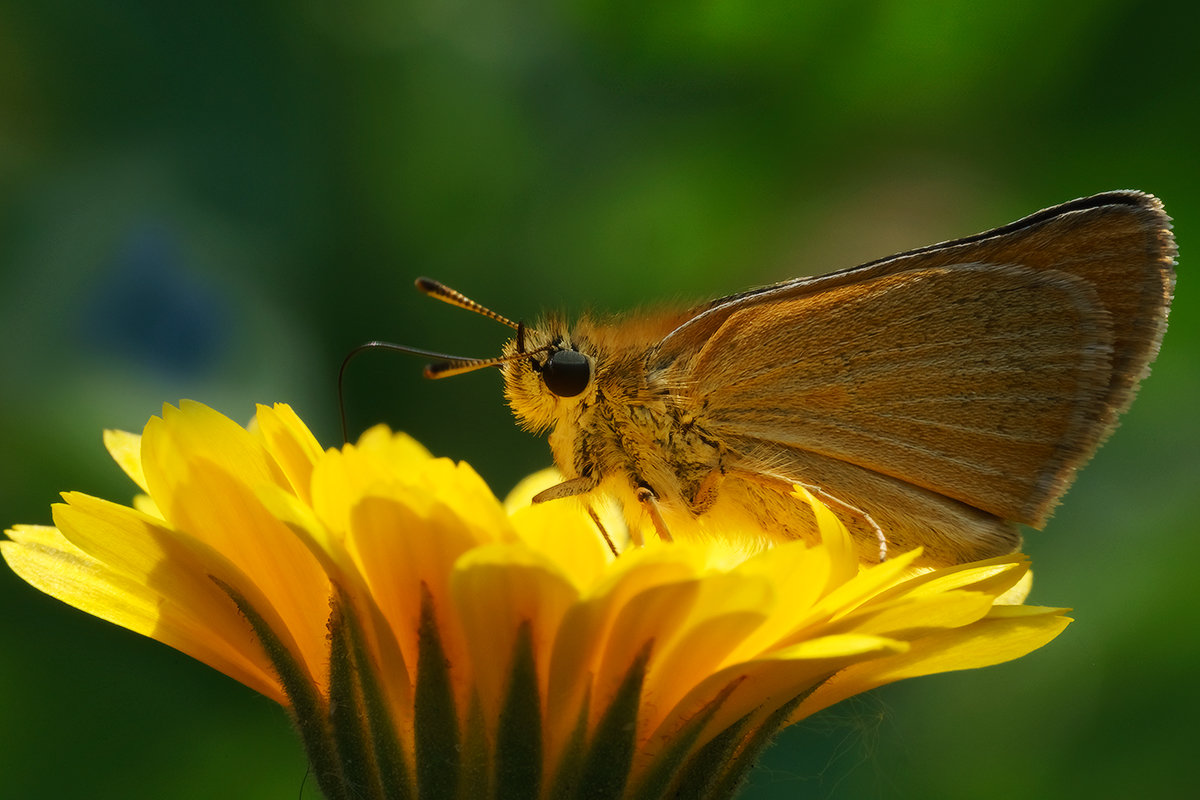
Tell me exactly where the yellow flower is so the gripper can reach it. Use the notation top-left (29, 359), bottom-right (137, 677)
top-left (3, 402), bottom-right (1070, 799)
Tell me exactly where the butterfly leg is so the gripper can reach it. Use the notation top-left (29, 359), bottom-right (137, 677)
top-left (635, 485), bottom-right (674, 543)
top-left (532, 474), bottom-right (599, 503)
top-left (793, 481), bottom-right (888, 563)
top-left (531, 475), bottom-right (623, 553)
top-left (586, 504), bottom-right (621, 557)
top-left (730, 468), bottom-right (889, 562)
top-left (688, 468), bottom-right (723, 514)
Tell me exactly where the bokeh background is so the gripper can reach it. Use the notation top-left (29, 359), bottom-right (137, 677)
top-left (2, 2), bottom-right (1197, 798)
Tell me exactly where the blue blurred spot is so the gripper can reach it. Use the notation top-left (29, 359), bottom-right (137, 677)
top-left (79, 223), bottom-right (229, 376)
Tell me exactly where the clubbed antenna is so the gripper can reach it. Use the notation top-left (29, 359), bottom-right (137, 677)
top-left (339, 280), bottom-right (537, 441)
top-left (415, 277), bottom-right (520, 330)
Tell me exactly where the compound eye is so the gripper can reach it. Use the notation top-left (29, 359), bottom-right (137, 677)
top-left (542, 349), bottom-right (591, 398)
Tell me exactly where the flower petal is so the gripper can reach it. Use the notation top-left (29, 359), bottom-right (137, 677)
top-left (451, 543), bottom-right (579, 731)
top-left (795, 605), bottom-right (1072, 720)
top-left (639, 632), bottom-right (908, 780)
top-left (126, 430), bottom-right (334, 681)
top-left (253, 403), bottom-right (325, 506)
top-left (103, 429), bottom-right (148, 493)
top-left (6, 516), bottom-right (283, 702)
top-left (141, 402), bottom-right (290, 519)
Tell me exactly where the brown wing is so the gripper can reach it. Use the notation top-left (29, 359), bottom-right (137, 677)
top-left (663, 192), bottom-right (1175, 526)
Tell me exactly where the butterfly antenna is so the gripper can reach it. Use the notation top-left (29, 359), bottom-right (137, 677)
top-left (422, 337), bottom-right (553, 378)
top-left (416, 277), bottom-right (520, 330)
top-left (337, 337), bottom-right (550, 441)
top-left (338, 279), bottom-right (544, 442)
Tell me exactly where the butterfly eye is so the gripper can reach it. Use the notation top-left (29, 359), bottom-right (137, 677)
top-left (541, 349), bottom-right (591, 398)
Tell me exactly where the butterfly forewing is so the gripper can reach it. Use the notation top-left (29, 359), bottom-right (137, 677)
top-left (661, 191), bottom-right (1174, 528)
top-left (688, 264), bottom-right (1114, 523)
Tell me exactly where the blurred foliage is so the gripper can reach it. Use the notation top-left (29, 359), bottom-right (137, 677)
top-left (1, 1), bottom-right (1197, 798)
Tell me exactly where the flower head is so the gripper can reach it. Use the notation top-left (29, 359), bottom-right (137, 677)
top-left (3, 402), bottom-right (1070, 798)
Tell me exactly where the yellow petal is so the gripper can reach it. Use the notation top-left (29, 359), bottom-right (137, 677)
top-left (996, 566), bottom-right (1034, 604)
top-left (639, 632), bottom-right (907, 780)
top-left (140, 403), bottom-right (287, 526)
top-left (542, 548), bottom-right (696, 761)
top-left (355, 423), bottom-right (433, 468)
top-left (342, 492), bottom-right (481, 680)
top-left (124, 450), bottom-right (333, 681)
top-left (795, 606), bottom-right (1071, 720)
top-left (643, 603), bottom-right (769, 736)
top-left (806, 547), bottom-right (925, 625)
top-left (451, 543), bottom-right (579, 727)
top-left (132, 493), bottom-right (163, 519)
top-left (503, 466), bottom-right (563, 512)
top-left (880, 555), bottom-right (1030, 603)
top-left (826, 590), bottom-right (998, 639)
top-left (721, 540), bottom-right (851, 661)
top-left (791, 485), bottom-right (858, 587)
top-left (253, 403), bottom-right (325, 506)
top-left (6, 519), bottom-right (283, 702)
top-left (103, 429), bottom-right (148, 493)
top-left (312, 434), bottom-right (512, 549)
top-left (508, 499), bottom-right (613, 590)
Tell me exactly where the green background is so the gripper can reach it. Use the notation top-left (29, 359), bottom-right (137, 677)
top-left (2, 1), bottom-right (1197, 797)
